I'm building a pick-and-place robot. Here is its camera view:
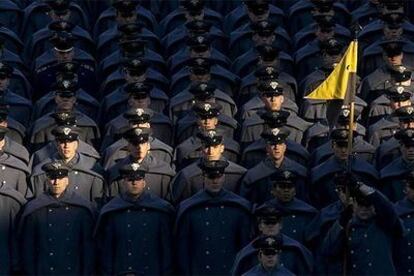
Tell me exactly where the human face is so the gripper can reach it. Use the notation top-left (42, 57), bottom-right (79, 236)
top-left (116, 12), bottom-right (137, 25)
top-left (202, 144), bottom-right (224, 160)
top-left (400, 121), bottom-right (414, 129)
top-left (57, 139), bottom-right (78, 161)
top-left (124, 178), bottom-right (146, 197)
top-left (246, 7), bottom-right (269, 22)
top-left (48, 9), bottom-right (71, 21)
top-left (332, 142), bottom-right (348, 160)
top-left (204, 174), bottom-right (225, 193)
top-left (190, 72), bottom-right (210, 82)
top-left (258, 250), bottom-right (279, 270)
top-left (390, 99), bottom-right (411, 110)
top-left (124, 70), bottom-right (146, 83)
top-left (128, 95), bottom-right (150, 109)
top-left (0, 76), bottom-right (10, 91)
top-left (262, 94), bottom-right (284, 111)
top-left (266, 143), bottom-right (286, 161)
top-left (384, 52), bottom-right (403, 67)
top-left (55, 94), bottom-right (76, 111)
top-left (128, 141), bottom-right (150, 161)
top-left (252, 33), bottom-right (275, 46)
top-left (54, 50), bottom-right (74, 62)
top-left (316, 28), bottom-right (334, 42)
top-left (48, 176), bottom-right (69, 198)
top-left (383, 26), bottom-right (403, 41)
top-left (405, 183), bottom-right (414, 202)
top-left (197, 116), bottom-right (218, 130)
top-left (0, 138), bottom-right (4, 151)
top-left (401, 143), bottom-right (414, 162)
top-left (258, 220), bottom-right (282, 236)
top-left (272, 184), bottom-right (296, 203)
top-left (353, 202), bottom-right (375, 220)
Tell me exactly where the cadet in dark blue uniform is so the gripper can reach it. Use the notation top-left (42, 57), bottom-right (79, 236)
top-left (242, 235), bottom-right (295, 276)
top-left (0, 62), bottom-right (32, 127)
top-left (259, 171), bottom-right (318, 243)
top-left (380, 128), bottom-right (414, 202)
top-left (232, 206), bottom-right (314, 275)
top-left (171, 57), bottom-right (239, 97)
top-left (351, 0), bottom-right (381, 27)
top-left (171, 130), bottom-right (246, 204)
top-left (19, 161), bottom-right (96, 275)
top-left (240, 127), bottom-right (309, 204)
top-left (169, 80), bottom-right (237, 124)
top-left (175, 160), bottom-right (252, 275)
top-left (224, 0), bottom-right (285, 35)
top-left (0, 104), bottom-right (26, 145)
top-left (30, 126), bottom-right (105, 207)
top-left (310, 129), bottom-right (378, 208)
top-left (0, 126), bottom-right (31, 198)
top-left (0, 180), bottom-right (26, 275)
top-left (375, 105), bottom-right (414, 169)
top-left (95, 163), bottom-right (174, 275)
top-left (106, 127), bottom-right (175, 200)
top-left (394, 171), bottom-right (414, 275)
top-left (368, 85), bottom-right (413, 147)
top-left (101, 109), bottom-right (173, 169)
top-left (175, 101), bottom-right (238, 145)
top-left (321, 181), bottom-right (404, 275)
top-left (168, 34), bottom-right (230, 76)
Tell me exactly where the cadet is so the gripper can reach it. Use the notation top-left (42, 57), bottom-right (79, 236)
top-left (259, 171), bottom-right (318, 243)
top-left (375, 105), bottom-right (414, 169)
top-left (359, 49), bottom-right (414, 104)
top-left (368, 85), bottom-right (413, 147)
top-left (239, 64), bottom-right (297, 106)
top-left (224, 0), bottom-right (285, 35)
top-left (102, 110), bottom-right (173, 169)
top-left (0, 107), bottom-right (25, 147)
top-left (229, 20), bottom-right (292, 61)
top-left (321, 181), bottom-right (404, 275)
top-left (232, 42), bottom-right (293, 80)
top-left (106, 127), bottom-right (175, 200)
top-left (170, 81), bottom-right (237, 124)
top-left (240, 127), bottom-right (308, 204)
top-left (174, 127), bottom-right (240, 170)
top-left (0, 180), bottom-right (26, 275)
top-left (18, 161), bottom-right (96, 275)
top-left (103, 106), bottom-right (172, 148)
top-left (0, 126), bottom-right (31, 198)
top-left (170, 57), bottom-right (239, 97)
top-left (242, 235), bottom-right (295, 276)
top-left (175, 160), bottom-right (252, 275)
top-left (33, 31), bottom-right (96, 97)
top-left (171, 130), bottom-right (246, 204)
top-left (380, 128), bottom-right (414, 202)
top-left (310, 107), bottom-right (375, 166)
top-left (159, 0), bottom-right (223, 38)
top-left (240, 80), bottom-right (309, 146)
top-left (288, 0), bottom-right (350, 35)
top-left (167, 34), bottom-right (230, 76)
top-left (0, 62), bottom-right (32, 127)
top-left (162, 19), bottom-right (227, 57)
top-left (351, 0), bottom-right (382, 27)
top-left (32, 76), bottom-right (100, 122)
top-left (97, 21), bottom-right (161, 61)
top-left (394, 171), bottom-right (414, 275)
top-left (232, 206), bottom-right (314, 275)
top-left (95, 163), bottom-right (174, 275)
top-left (93, 0), bottom-right (157, 39)
top-left (30, 126), bottom-right (105, 206)
top-left (30, 110), bottom-right (100, 151)
top-left (310, 129), bottom-right (378, 208)
top-left (175, 101), bottom-right (238, 145)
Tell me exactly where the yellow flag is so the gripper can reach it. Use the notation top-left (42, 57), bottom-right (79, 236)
top-left (305, 40), bottom-right (358, 100)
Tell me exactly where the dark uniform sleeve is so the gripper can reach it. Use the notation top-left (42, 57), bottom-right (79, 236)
top-left (80, 211), bottom-right (96, 274)
top-left (98, 216), bottom-right (115, 275)
top-left (176, 212), bottom-right (191, 275)
top-left (320, 220), bottom-right (346, 259)
top-left (159, 212), bottom-right (174, 275)
top-left (91, 176), bottom-right (106, 208)
top-left (19, 214), bottom-right (37, 274)
top-left (370, 191), bottom-right (404, 235)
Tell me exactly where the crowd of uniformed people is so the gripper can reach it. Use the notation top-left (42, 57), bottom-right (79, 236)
top-left (1, 0), bottom-right (414, 275)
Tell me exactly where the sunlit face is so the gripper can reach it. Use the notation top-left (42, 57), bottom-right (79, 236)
top-left (332, 142), bottom-right (348, 160)
top-left (401, 143), bottom-right (414, 162)
top-left (261, 94), bottom-right (284, 111)
top-left (399, 121), bottom-right (414, 129)
top-left (124, 178), bottom-right (146, 197)
top-left (128, 141), bottom-right (150, 161)
top-left (204, 174), bottom-right (225, 193)
top-left (197, 116), bottom-right (218, 130)
top-left (390, 99), bottom-right (410, 110)
top-left (266, 143), bottom-right (286, 161)
top-left (384, 52), bottom-right (403, 67)
top-left (48, 176), bottom-right (69, 197)
top-left (57, 139), bottom-right (78, 161)
top-left (202, 144), bottom-right (224, 161)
